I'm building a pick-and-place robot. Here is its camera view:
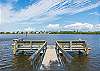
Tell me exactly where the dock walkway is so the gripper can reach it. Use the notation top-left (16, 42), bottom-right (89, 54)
top-left (40, 45), bottom-right (64, 71)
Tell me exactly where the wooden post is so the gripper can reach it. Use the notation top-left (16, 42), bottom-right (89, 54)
top-left (55, 43), bottom-right (57, 54)
top-left (85, 48), bottom-right (89, 55)
top-left (62, 43), bottom-right (64, 48)
top-left (70, 41), bottom-right (72, 51)
top-left (30, 41), bottom-right (32, 49)
top-left (13, 41), bottom-right (17, 55)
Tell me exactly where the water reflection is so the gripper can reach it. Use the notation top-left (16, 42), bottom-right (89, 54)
top-left (60, 53), bottom-right (90, 71)
top-left (12, 55), bottom-right (33, 71)
top-left (41, 60), bottom-right (64, 71)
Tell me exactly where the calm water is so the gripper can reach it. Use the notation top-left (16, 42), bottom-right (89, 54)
top-left (0, 34), bottom-right (100, 71)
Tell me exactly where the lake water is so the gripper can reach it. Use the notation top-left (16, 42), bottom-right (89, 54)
top-left (0, 34), bottom-right (100, 71)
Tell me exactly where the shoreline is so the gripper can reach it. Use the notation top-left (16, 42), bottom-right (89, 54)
top-left (0, 31), bottom-right (100, 35)
top-left (0, 33), bottom-right (100, 35)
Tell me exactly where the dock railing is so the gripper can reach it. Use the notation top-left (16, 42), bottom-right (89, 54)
top-left (29, 41), bottom-right (47, 70)
top-left (56, 41), bottom-right (73, 63)
top-left (12, 40), bottom-right (46, 55)
top-left (56, 40), bottom-right (91, 55)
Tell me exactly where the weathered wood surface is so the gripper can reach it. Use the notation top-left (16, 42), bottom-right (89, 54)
top-left (12, 39), bottom-right (46, 55)
top-left (56, 40), bottom-right (91, 55)
top-left (40, 45), bottom-right (64, 71)
top-left (30, 42), bottom-right (47, 70)
top-left (56, 42), bottom-right (73, 63)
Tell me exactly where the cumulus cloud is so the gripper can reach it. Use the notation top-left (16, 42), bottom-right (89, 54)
top-left (24, 27), bottom-right (35, 32)
top-left (46, 23), bottom-right (100, 31)
top-left (64, 22), bottom-right (92, 30)
top-left (64, 23), bottom-right (100, 31)
top-left (46, 24), bottom-right (60, 31)
top-left (94, 24), bottom-right (100, 30)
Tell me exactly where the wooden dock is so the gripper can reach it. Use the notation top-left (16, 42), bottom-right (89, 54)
top-left (12, 39), bottom-right (91, 71)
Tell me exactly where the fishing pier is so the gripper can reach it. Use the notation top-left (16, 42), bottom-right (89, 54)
top-left (12, 39), bottom-right (91, 71)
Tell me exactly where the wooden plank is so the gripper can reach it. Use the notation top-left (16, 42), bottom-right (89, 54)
top-left (64, 48), bottom-right (91, 50)
top-left (41, 48), bottom-right (58, 66)
top-left (19, 45), bottom-right (42, 48)
top-left (40, 45), bottom-right (64, 70)
top-left (17, 48), bottom-right (38, 50)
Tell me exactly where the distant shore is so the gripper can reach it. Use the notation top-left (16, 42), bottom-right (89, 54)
top-left (0, 31), bottom-right (100, 34)
top-left (49, 31), bottom-right (100, 34)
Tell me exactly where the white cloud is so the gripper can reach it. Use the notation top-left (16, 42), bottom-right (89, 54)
top-left (24, 27), bottom-right (35, 32)
top-left (90, 12), bottom-right (100, 16)
top-left (73, 0), bottom-right (86, 3)
top-left (64, 22), bottom-right (92, 30)
top-left (0, 6), bottom-right (13, 24)
top-left (0, 0), bottom-right (61, 24)
top-left (71, 1), bottom-right (100, 15)
top-left (64, 22), bottom-right (100, 31)
top-left (46, 24), bottom-right (60, 31)
top-left (46, 23), bottom-right (100, 31)
top-left (0, 0), bottom-right (100, 32)
top-left (48, 0), bottom-right (100, 15)
top-left (0, 0), bottom-right (100, 25)
top-left (94, 24), bottom-right (100, 31)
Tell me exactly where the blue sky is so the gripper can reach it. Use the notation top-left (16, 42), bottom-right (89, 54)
top-left (0, 0), bottom-right (100, 32)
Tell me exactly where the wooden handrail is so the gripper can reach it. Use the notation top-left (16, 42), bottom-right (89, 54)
top-left (56, 41), bottom-right (73, 63)
top-left (29, 41), bottom-right (47, 70)
top-left (29, 42), bottom-right (47, 61)
top-left (16, 40), bottom-right (45, 43)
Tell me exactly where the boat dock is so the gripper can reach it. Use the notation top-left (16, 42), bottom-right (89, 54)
top-left (12, 39), bottom-right (91, 71)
